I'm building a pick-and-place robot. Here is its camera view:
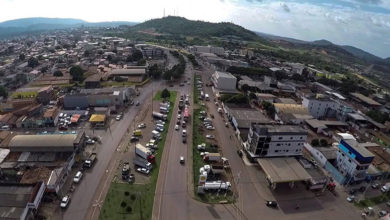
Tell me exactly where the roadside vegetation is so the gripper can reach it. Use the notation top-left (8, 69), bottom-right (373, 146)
top-left (191, 75), bottom-right (234, 203)
top-left (355, 192), bottom-right (390, 208)
top-left (100, 90), bottom-right (177, 220)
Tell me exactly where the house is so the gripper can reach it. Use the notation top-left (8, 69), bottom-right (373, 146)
top-left (0, 181), bottom-right (45, 220)
top-left (84, 74), bottom-right (102, 89)
top-left (43, 106), bottom-right (60, 126)
top-left (302, 94), bottom-right (338, 119)
top-left (350, 92), bottom-right (382, 108)
top-left (255, 93), bottom-right (276, 103)
top-left (0, 113), bottom-right (18, 128)
top-left (245, 124), bottom-right (308, 160)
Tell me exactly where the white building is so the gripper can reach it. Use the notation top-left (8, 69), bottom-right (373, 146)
top-left (246, 124), bottom-right (308, 159)
top-left (336, 138), bottom-right (374, 183)
top-left (211, 71), bottom-right (237, 91)
top-left (302, 94), bottom-right (339, 119)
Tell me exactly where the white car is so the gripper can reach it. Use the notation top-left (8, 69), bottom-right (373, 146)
top-left (86, 139), bottom-right (95, 144)
top-left (60, 195), bottom-right (70, 208)
top-left (346, 195), bottom-right (355, 202)
top-left (206, 135), bottom-right (215, 139)
top-left (175, 124), bottom-right (179, 130)
top-left (115, 115), bottom-right (122, 121)
top-left (177, 114), bottom-right (181, 120)
top-left (73, 171), bottom-right (83, 183)
top-left (206, 126), bottom-right (215, 130)
top-left (180, 156), bottom-right (185, 164)
top-left (136, 167), bottom-right (150, 175)
top-left (137, 123), bottom-right (146, 129)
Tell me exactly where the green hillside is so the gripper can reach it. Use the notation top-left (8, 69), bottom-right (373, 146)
top-left (130, 16), bottom-right (261, 41)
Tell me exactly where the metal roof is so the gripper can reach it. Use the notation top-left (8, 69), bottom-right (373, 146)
top-left (257, 157), bottom-right (312, 183)
top-left (9, 134), bottom-right (77, 148)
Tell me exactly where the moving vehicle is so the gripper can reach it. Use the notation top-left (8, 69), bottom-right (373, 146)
top-left (182, 136), bottom-right (187, 143)
top-left (115, 115), bottom-right (122, 121)
top-left (182, 121), bottom-right (186, 128)
top-left (180, 156), bottom-right (185, 164)
top-left (135, 101), bottom-right (140, 106)
top-left (152, 112), bottom-right (167, 121)
top-left (60, 195), bottom-right (70, 208)
top-left (73, 171), bottom-right (83, 183)
top-left (86, 139), bottom-right (95, 145)
top-left (135, 144), bottom-right (155, 163)
top-left (136, 167), bottom-right (150, 175)
top-left (84, 153), bottom-right (97, 168)
top-left (265, 201), bottom-right (278, 208)
top-left (133, 157), bottom-right (153, 170)
top-left (198, 181), bottom-right (231, 191)
top-left (182, 129), bottom-right (187, 137)
top-left (122, 162), bottom-right (130, 180)
top-left (205, 94), bottom-right (210, 101)
top-left (372, 183), bottom-right (380, 189)
top-left (175, 124), bottom-right (179, 130)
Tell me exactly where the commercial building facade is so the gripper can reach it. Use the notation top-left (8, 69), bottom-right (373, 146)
top-left (246, 124), bottom-right (308, 160)
top-left (302, 94), bottom-right (338, 119)
top-left (211, 71), bottom-right (237, 91)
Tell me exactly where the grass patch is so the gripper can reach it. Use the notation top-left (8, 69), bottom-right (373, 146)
top-left (12, 91), bottom-right (37, 99)
top-left (100, 91), bottom-right (177, 220)
top-left (191, 75), bottom-right (234, 204)
top-left (355, 193), bottom-right (390, 208)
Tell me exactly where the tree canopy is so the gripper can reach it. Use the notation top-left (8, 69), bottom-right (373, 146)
top-left (69, 65), bottom-right (85, 82)
top-left (53, 70), bottom-right (63, 77)
top-left (0, 86), bottom-right (8, 98)
top-left (19, 53), bottom-right (25, 61)
top-left (27, 57), bottom-right (39, 68)
top-left (161, 89), bottom-right (170, 99)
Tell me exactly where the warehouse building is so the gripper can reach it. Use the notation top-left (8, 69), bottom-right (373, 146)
top-left (211, 71), bottom-right (237, 91)
top-left (8, 133), bottom-right (85, 152)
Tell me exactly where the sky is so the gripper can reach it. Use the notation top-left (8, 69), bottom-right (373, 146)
top-left (1, 0), bottom-right (390, 58)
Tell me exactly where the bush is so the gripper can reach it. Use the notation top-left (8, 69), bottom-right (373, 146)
top-left (124, 191), bottom-right (130, 196)
top-left (120, 201), bottom-right (127, 208)
top-left (126, 206), bottom-right (132, 213)
top-left (161, 89), bottom-right (170, 99)
top-left (130, 194), bottom-right (136, 200)
top-left (311, 139), bottom-right (320, 147)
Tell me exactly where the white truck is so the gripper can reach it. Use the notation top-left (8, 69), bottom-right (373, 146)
top-left (198, 181), bottom-right (231, 191)
top-left (133, 157), bottom-right (152, 170)
top-left (135, 144), bottom-right (155, 163)
top-left (152, 112), bottom-right (167, 121)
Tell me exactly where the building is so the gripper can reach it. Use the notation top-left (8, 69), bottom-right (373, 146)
top-left (274, 103), bottom-right (313, 125)
top-left (8, 134), bottom-right (83, 152)
top-left (43, 106), bottom-right (60, 126)
top-left (336, 139), bottom-right (375, 183)
top-left (211, 71), bottom-right (237, 91)
top-left (302, 94), bottom-right (338, 119)
top-left (108, 66), bottom-right (146, 82)
top-left (190, 45), bottom-right (225, 55)
top-left (0, 182), bottom-right (45, 220)
top-left (350, 92), bottom-right (382, 108)
top-left (223, 103), bottom-right (271, 141)
top-left (246, 124), bottom-right (308, 160)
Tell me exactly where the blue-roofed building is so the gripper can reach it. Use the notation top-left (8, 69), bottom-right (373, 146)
top-left (336, 138), bottom-right (375, 183)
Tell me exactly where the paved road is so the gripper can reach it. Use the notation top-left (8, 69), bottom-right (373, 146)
top-left (61, 80), bottom-right (163, 220)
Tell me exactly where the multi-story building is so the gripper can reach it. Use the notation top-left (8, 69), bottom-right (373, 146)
top-left (246, 124), bottom-right (307, 160)
top-left (336, 138), bottom-right (374, 183)
top-left (211, 71), bottom-right (237, 91)
top-left (302, 94), bottom-right (338, 119)
top-left (190, 45), bottom-right (225, 56)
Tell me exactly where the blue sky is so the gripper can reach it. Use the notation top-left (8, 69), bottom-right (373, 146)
top-left (1, 0), bottom-right (390, 58)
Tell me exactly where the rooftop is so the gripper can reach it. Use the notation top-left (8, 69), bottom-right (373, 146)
top-left (350, 92), bottom-right (381, 106)
top-left (215, 71), bottom-right (236, 79)
top-left (274, 103), bottom-right (310, 115)
top-left (228, 108), bottom-right (271, 128)
top-left (9, 134), bottom-right (77, 149)
top-left (252, 124), bottom-right (307, 135)
top-left (257, 157), bottom-right (312, 183)
top-left (275, 98), bottom-right (297, 104)
top-left (344, 139), bottom-right (375, 158)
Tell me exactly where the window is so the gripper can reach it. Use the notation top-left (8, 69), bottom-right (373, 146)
top-left (300, 137), bottom-right (303, 139)
top-left (275, 150), bottom-right (279, 153)
top-left (286, 150), bottom-right (289, 152)
top-left (290, 137), bottom-right (293, 140)
top-left (278, 137), bottom-right (283, 140)
top-left (348, 159), bottom-right (352, 163)
top-left (276, 144), bottom-right (281, 146)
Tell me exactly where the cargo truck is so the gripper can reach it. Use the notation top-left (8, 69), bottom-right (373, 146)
top-left (83, 153), bottom-right (97, 168)
top-left (198, 181), bottom-right (231, 191)
top-left (135, 144), bottom-right (155, 163)
top-left (133, 157), bottom-right (153, 170)
top-left (203, 153), bottom-right (222, 162)
top-left (152, 112), bottom-right (167, 121)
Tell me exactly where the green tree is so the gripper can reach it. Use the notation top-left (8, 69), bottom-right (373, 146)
top-left (27, 57), bottom-right (39, 68)
top-left (130, 49), bottom-right (143, 61)
top-left (84, 50), bottom-right (91, 57)
top-left (149, 64), bottom-right (162, 79)
top-left (366, 110), bottom-right (389, 124)
top-left (19, 53), bottom-right (25, 61)
top-left (0, 86), bottom-right (8, 98)
top-left (311, 139), bottom-right (320, 147)
top-left (241, 84), bottom-right (250, 93)
top-left (137, 58), bottom-right (146, 66)
top-left (249, 92), bottom-right (257, 100)
top-left (70, 65), bottom-right (85, 82)
top-left (53, 70), bottom-right (63, 77)
top-left (161, 89), bottom-right (170, 99)
top-left (41, 66), bottom-right (48, 73)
